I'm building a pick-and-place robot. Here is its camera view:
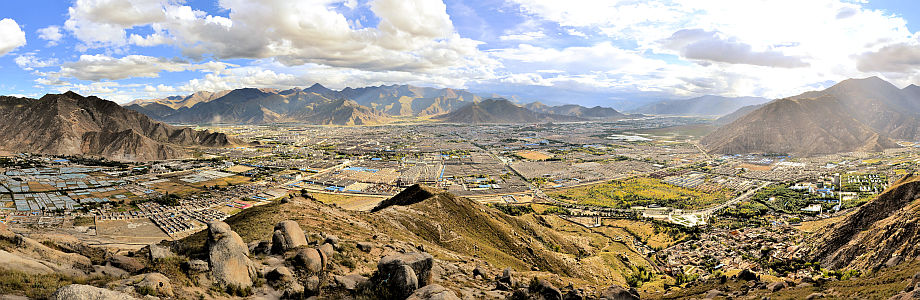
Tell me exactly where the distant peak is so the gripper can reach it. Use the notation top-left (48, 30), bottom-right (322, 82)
top-left (308, 83), bottom-right (328, 90)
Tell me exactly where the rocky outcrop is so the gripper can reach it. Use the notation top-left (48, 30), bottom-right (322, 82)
top-left (51, 284), bottom-right (137, 300)
top-left (271, 220), bottom-right (308, 254)
top-left (407, 284), bottom-right (461, 300)
top-left (528, 278), bottom-right (562, 300)
top-left (207, 221), bottom-right (257, 289)
top-left (130, 273), bottom-right (172, 297)
top-left (292, 247), bottom-right (327, 273)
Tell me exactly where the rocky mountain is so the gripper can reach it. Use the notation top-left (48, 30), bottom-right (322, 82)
top-left (712, 103), bottom-right (765, 126)
top-left (436, 99), bottom-right (584, 124)
top-left (701, 77), bottom-right (917, 156)
top-left (808, 174), bottom-right (920, 271)
top-left (0, 92), bottom-right (234, 161)
top-left (126, 84), bottom-right (488, 125)
top-left (632, 95), bottom-right (771, 116)
top-left (128, 86), bottom-right (390, 125)
top-left (524, 102), bottom-right (626, 119)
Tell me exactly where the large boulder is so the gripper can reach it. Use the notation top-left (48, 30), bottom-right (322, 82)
top-left (292, 247), bottom-right (327, 273)
top-left (51, 284), bottom-right (136, 300)
top-left (132, 273), bottom-right (172, 297)
top-left (106, 254), bottom-right (144, 273)
top-left (599, 285), bottom-right (639, 300)
top-left (378, 252), bottom-right (435, 287)
top-left (529, 278), bottom-right (562, 300)
top-left (389, 264), bottom-right (419, 299)
top-left (207, 221), bottom-right (257, 289)
top-left (407, 284), bottom-right (461, 300)
top-left (334, 274), bottom-right (369, 291)
top-left (318, 243), bottom-right (335, 258)
top-left (271, 220), bottom-right (308, 254)
top-left (496, 268), bottom-right (515, 291)
top-left (145, 244), bottom-right (172, 261)
top-left (266, 266), bottom-right (296, 288)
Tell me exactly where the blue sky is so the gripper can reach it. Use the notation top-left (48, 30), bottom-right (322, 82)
top-left (1, 0), bottom-right (920, 107)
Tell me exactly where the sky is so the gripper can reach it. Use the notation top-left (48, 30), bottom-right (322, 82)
top-left (1, 0), bottom-right (920, 107)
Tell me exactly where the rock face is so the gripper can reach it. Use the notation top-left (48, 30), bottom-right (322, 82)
top-left (271, 220), bottom-right (308, 254)
top-left (0, 92), bottom-right (234, 161)
top-left (406, 284), bottom-right (461, 300)
top-left (207, 221), bottom-right (257, 289)
top-left (51, 284), bottom-right (137, 300)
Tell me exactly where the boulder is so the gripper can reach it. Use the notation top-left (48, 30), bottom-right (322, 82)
top-left (51, 284), bottom-right (137, 300)
top-left (563, 288), bottom-right (586, 300)
top-left (106, 254), bottom-right (144, 273)
top-left (529, 278), bottom-right (562, 300)
top-left (704, 289), bottom-right (725, 300)
top-left (738, 269), bottom-right (759, 281)
top-left (145, 244), bottom-right (172, 261)
top-left (599, 285), bottom-right (639, 300)
top-left (886, 256), bottom-right (904, 268)
top-left (318, 243), bottom-right (335, 258)
top-left (132, 273), bottom-right (172, 297)
top-left (407, 284), bottom-right (461, 300)
top-left (305, 275), bottom-right (321, 294)
top-left (207, 221), bottom-right (257, 289)
top-left (472, 266), bottom-right (485, 279)
top-left (357, 242), bottom-right (374, 252)
top-left (496, 268), bottom-right (515, 291)
top-left (293, 248), bottom-right (326, 273)
top-left (390, 264), bottom-right (419, 299)
top-left (378, 252), bottom-right (434, 287)
top-left (334, 274), bottom-right (369, 291)
top-left (252, 240), bottom-right (271, 255)
top-left (266, 266), bottom-right (295, 287)
top-left (767, 281), bottom-right (786, 292)
top-left (805, 293), bottom-right (823, 300)
top-left (271, 220), bottom-right (308, 254)
top-left (324, 234), bottom-right (340, 249)
top-left (187, 259), bottom-right (209, 273)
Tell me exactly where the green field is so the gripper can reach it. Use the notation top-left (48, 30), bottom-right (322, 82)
top-left (547, 177), bottom-right (731, 210)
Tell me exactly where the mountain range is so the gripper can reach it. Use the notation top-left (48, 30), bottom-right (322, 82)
top-left (0, 92), bottom-right (234, 161)
top-left (436, 99), bottom-right (587, 124)
top-left (126, 84), bottom-right (627, 125)
top-left (702, 77), bottom-right (916, 156)
top-left (631, 95), bottom-right (771, 116)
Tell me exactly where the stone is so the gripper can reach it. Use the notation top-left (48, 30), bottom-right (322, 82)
top-left (407, 284), bottom-right (461, 300)
top-left (390, 264), bottom-right (419, 299)
top-left (106, 254), bottom-right (144, 274)
top-left (318, 243), bottom-right (335, 258)
top-left (305, 275), bottom-right (321, 294)
top-left (496, 268), bottom-right (515, 290)
top-left (252, 240), bottom-right (271, 255)
top-left (528, 278), bottom-right (562, 300)
top-left (51, 284), bottom-right (137, 300)
top-left (563, 288), bottom-right (586, 300)
top-left (886, 256), bottom-right (904, 268)
top-left (704, 289), bottom-right (725, 299)
top-left (145, 244), bottom-right (172, 261)
top-left (472, 266), bottom-right (485, 279)
top-left (334, 274), bottom-right (369, 291)
top-left (357, 242), bottom-right (373, 252)
top-left (293, 248), bottom-right (326, 273)
top-left (767, 281), bottom-right (786, 292)
top-left (805, 293), bottom-right (823, 300)
top-left (187, 259), bottom-right (209, 273)
top-left (266, 266), bottom-right (295, 286)
top-left (207, 221), bottom-right (257, 289)
top-left (738, 269), bottom-right (759, 281)
top-left (599, 285), bottom-right (639, 300)
top-left (133, 273), bottom-right (172, 297)
top-left (271, 220), bottom-right (308, 254)
top-left (378, 252), bottom-right (434, 287)
top-left (324, 234), bottom-right (340, 249)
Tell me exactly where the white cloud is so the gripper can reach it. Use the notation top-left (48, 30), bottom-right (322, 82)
top-left (15, 54), bottom-right (60, 70)
top-left (0, 18), bottom-right (27, 56)
top-left (37, 26), bottom-right (64, 46)
top-left (48, 54), bottom-right (236, 81)
top-left (661, 29), bottom-right (809, 68)
top-left (498, 31), bottom-right (545, 41)
top-left (857, 43), bottom-right (920, 73)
